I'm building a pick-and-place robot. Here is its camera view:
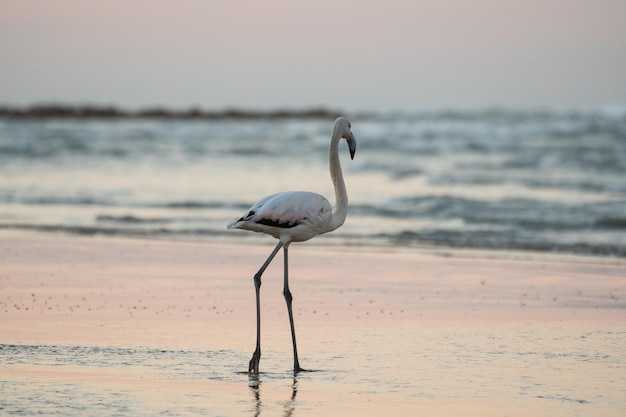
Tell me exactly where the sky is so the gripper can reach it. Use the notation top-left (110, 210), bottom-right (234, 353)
top-left (1, 0), bottom-right (625, 111)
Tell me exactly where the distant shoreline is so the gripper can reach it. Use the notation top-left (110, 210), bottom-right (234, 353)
top-left (2, 104), bottom-right (624, 122)
top-left (0, 104), bottom-right (344, 120)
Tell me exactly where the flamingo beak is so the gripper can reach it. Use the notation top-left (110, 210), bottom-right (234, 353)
top-left (348, 134), bottom-right (356, 160)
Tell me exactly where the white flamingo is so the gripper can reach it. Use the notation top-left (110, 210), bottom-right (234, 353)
top-left (228, 117), bottom-right (356, 374)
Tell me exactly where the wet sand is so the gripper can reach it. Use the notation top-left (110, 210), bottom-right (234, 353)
top-left (1, 231), bottom-right (625, 416)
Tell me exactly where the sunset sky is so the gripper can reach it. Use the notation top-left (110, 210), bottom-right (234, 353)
top-left (2, 0), bottom-right (625, 111)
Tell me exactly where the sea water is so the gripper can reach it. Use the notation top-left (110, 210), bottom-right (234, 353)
top-left (1, 109), bottom-right (625, 256)
top-left (2, 323), bottom-right (625, 416)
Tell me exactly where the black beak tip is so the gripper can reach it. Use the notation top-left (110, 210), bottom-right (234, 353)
top-left (348, 134), bottom-right (357, 160)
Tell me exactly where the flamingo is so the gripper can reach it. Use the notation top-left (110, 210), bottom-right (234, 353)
top-left (228, 117), bottom-right (356, 374)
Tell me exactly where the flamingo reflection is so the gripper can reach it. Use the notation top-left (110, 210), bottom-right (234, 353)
top-left (248, 375), bottom-right (298, 417)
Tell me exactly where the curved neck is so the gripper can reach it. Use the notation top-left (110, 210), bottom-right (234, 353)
top-left (329, 130), bottom-right (348, 232)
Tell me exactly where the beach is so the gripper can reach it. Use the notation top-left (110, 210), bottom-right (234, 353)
top-left (2, 231), bottom-right (625, 416)
top-left (3, 0), bottom-right (626, 413)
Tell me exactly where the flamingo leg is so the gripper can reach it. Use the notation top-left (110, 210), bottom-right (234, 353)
top-left (283, 245), bottom-right (304, 373)
top-left (249, 241), bottom-right (283, 375)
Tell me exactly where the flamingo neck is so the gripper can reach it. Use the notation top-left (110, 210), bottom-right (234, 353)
top-left (328, 130), bottom-right (348, 232)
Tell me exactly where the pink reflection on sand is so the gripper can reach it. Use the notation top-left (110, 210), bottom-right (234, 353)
top-left (1, 232), bottom-right (625, 416)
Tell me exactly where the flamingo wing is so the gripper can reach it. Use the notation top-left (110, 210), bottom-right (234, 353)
top-left (229, 191), bottom-right (333, 240)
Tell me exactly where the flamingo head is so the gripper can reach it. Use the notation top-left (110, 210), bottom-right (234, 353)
top-left (334, 116), bottom-right (357, 160)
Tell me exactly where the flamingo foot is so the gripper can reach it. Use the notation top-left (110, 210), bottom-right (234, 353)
top-left (249, 349), bottom-right (261, 375)
top-left (294, 360), bottom-right (308, 374)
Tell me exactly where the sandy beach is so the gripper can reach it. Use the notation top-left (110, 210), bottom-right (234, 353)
top-left (2, 231), bottom-right (625, 416)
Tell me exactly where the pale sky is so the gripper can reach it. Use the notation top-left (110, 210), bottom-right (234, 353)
top-left (1, 0), bottom-right (625, 111)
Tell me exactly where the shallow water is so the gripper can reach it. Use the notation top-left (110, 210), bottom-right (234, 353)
top-left (2, 321), bottom-right (625, 416)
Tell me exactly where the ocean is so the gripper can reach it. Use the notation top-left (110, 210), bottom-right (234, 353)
top-left (1, 108), bottom-right (625, 256)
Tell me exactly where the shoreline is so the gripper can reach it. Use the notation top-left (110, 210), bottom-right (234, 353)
top-left (0, 104), bottom-right (344, 121)
top-left (5, 228), bottom-right (626, 265)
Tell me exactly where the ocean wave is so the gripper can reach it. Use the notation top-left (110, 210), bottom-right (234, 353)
top-left (594, 217), bottom-right (626, 229)
top-left (0, 194), bottom-right (116, 207)
top-left (382, 229), bottom-right (626, 257)
top-left (161, 201), bottom-right (250, 210)
top-left (96, 215), bottom-right (172, 224)
top-left (0, 223), bottom-right (233, 239)
top-left (0, 193), bottom-right (252, 212)
top-left (355, 196), bottom-right (626, 232)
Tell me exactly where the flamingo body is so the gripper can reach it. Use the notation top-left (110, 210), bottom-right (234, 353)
top-left (229, 191), bottom-right (333, 242)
